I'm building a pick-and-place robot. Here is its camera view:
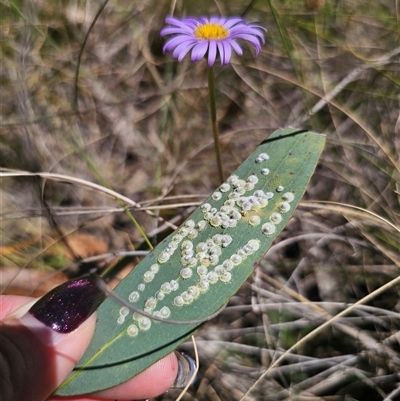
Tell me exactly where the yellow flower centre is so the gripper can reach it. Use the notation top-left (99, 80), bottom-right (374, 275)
top-left (194, 23), bottom-right (229, 41)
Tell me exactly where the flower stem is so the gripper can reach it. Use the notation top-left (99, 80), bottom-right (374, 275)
top-left (207, 66), bottom-right (224, 184)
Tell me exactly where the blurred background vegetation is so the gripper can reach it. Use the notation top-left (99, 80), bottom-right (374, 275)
top-left (1, 0), bottom-right (399, 400)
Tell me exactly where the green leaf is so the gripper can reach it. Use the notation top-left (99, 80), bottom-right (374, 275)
top-left (56, 128), bottom-right (325, 396)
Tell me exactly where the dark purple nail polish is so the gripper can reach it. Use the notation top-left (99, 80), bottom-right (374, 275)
top-left (29, 275), bottom-right (106, 333)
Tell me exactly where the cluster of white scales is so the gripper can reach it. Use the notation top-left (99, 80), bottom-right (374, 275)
top-left (116, 152), bottom-right (296, 337)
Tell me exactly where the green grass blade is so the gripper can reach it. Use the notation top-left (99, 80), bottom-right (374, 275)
top-left (56, 128), bottom-right (325, 396)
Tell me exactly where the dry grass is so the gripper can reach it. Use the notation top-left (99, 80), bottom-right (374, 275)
top-left (1, 0), bottom-right (400, 400)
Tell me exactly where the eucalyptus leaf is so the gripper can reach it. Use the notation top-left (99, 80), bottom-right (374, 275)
top-left (56, 128), bottom-right (325, 396)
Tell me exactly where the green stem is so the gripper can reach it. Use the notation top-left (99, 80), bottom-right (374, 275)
top-left (207, 66), bottom-right (224, 184)
top-left (78, 148), bottom-right (154, 251)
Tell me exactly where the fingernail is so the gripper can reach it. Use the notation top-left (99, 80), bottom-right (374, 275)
top-left (28, 274), bottom-right (106, 334)
top-left (172, 351), bottom-right (197, 389)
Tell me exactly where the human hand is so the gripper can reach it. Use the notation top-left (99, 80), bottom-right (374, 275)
top-left (0, 276), bottom-right (196, 401)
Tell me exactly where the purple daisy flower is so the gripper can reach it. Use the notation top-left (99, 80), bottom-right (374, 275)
top-left (160, 16), bottom-right (266, 67)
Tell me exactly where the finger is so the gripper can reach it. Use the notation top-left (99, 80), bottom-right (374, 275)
top-left (1, 307), bottom-right (96, 401)
top-left (1, 276), bottom-right (104, 401)
top-left (0, 295), bottom-right (34, 318)
top-left (1, 278), bottom-right (196, 401)
top-left (90, 352), bottom-right (179, 400)
top-left (48, 353), bottom-right (179, 401)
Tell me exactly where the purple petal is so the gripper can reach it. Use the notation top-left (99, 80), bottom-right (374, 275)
top-left (227, 39), bottom-right (243, 55)
top-left (229, 25), bottom-right (266, 44)
top-left (181, 18), bottom-right (200, 27)
top-left (178, 46), bottom-right (195, 61)
top-left (207, 40), bottom-right (217, 67)
top-left (221, 41), bottom-right (232, 64)
top-left (163, 37), bottom-right (197, 53)
top-left (210, 16), bottom-right (224, 24)
top-left (190, 41), bottom-right (209, 61)
top-left (172, 41), bottom-right (196, 61)
top-left (230, 25), bottom-right (263, 36)
top-left (198, 17), bottom-right (210, 24)
top-left (165, 16), bottom-right (187, 26)
top-left (217, 42), bottom-right (225, 65)
top-left (249, 24), bottom-right (268, 34)
top-left (222, 18), bottom-right (245, 29)
top-left (160, 27), bottom-right (192, 37)
top-left (241, 27), bottom-right (266, 43)
top-left (229, 33), bottom-right (262, 52)
top-left (164, 17), bottom-right (195, 34)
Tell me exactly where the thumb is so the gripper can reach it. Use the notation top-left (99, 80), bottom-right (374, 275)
top-left (0, 276), bottom-right (105, 401)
